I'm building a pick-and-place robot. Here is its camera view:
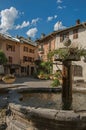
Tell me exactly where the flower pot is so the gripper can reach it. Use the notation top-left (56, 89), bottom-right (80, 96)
top-left (2, 74), bottom-right (16, 84)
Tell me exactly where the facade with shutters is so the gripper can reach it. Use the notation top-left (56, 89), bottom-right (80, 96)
top-left (36, 20), bottom-right (86, 82)
top-left (0, 34), bottom-right (37, 76)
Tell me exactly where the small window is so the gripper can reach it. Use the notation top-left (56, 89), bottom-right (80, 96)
top-left (73, 29), bottom-right (78, 39)
top-left (8, 56), bottom-right (12, 63)
top-left (6, 44), bottom-right (15, 51)
top-left (49, 41), bottom-right (51, 51)
top-left (60, 34), bottom-right (64, 42)
top-left (60, 32), bottom-right (69, 42)
top-left (73, 65), bottom-right (82, 77)
top-left (23, 56), bottom-right (28, 62)
top-left (29, 49), bottom-right (34, 53)
top-left (23, 46), bottom-right (28, 52)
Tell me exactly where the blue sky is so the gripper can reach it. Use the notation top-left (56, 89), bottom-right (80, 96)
top-left (0, 0), bottom-right (86, 41)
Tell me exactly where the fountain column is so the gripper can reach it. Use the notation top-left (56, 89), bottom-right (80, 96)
top-left (62, 60), bottom-right (72, 109)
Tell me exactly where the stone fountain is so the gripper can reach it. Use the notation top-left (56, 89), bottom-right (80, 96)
top-left (1, 38), bottom-right (86, 130)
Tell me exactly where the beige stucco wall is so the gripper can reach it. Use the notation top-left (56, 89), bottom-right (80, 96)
top-left (54, 27), bottom-right (86, 81)
top-left (55, 27), bottom-right (86, 49)
top-left (0, 37), bottom-right (37, 76)
top-left (0, 39), bottom-right (20, 64)
top-left (20, 43), bottom-right (36, 76)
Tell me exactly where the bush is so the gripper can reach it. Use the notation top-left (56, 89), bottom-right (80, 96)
top-left (51, 79), bottom-right (60, 87)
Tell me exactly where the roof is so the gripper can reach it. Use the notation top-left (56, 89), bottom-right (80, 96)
top-left (0, 33), bottom-right (20, 42)
top-left (18, 36), bottom-right (36, 47)
top-left (36, 22), bottom-right (86, 43)
top-left (0, 33), bottom-right (37, 47)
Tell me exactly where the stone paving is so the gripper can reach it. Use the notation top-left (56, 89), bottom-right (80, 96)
top-left (0, 77), bottom-right (53, 89)
top-left (0, 77), bottom-right (86, 130)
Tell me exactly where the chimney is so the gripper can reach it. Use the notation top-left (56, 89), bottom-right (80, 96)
top-left (76, 19), bottom-right (80, 25)
top-left (41, 33), bottom-right (45, 38)
top-left (16, 35), bottom-right (19, 38)
top-left (27, 37), bottom-right (31, 41)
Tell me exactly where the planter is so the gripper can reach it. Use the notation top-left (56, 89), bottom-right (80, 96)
top-left (2, 75), bottom-right (16, 84)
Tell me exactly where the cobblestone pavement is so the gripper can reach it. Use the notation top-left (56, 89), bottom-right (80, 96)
top-left (0, 77), bottom-right (53, 88)
top-left (0, 76), bottom-right (86, 89)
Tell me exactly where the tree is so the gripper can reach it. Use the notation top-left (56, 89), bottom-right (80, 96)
top-left (0, 50), bottom-right (7, 75)
top-left (0, 50), bottom-right (7, 65)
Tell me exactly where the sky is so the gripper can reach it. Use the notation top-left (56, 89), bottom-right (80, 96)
top-left (0, 0), bottom-right (86, 41)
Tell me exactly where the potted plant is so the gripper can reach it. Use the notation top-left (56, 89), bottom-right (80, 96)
top-left (2, 74), bottom-right (16, 84)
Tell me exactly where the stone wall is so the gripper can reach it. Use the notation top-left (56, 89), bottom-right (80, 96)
top-left (6, 103), bottom-right (86, 130)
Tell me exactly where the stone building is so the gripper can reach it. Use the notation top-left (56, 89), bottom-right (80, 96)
top-left (36, 20), bottom-right (86, 82)
top-left (0, 34), bottom-right (37, 76)
top-left (18, 36), bottom-right (37, 76)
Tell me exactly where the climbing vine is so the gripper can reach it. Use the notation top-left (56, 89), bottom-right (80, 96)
top-left (47, 47), bottom-right (86, 61)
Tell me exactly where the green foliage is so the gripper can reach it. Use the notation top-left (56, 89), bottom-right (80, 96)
top-left (54, 71), bottom-right (62, 79)
top-left (51, 79), bottom-right (60, 87)
top-left (47, 47), bottom-right (86, 61)
top-left (36, 61), bottom-right (52, 80)
top-left (37, 70), bottom-right (50, 80)
top-left (40, 61), bottom-right (53, 73)
top-left (33, 71), bottom-right (39, 78)
top-left (0, 50), bottom-right (7, 64)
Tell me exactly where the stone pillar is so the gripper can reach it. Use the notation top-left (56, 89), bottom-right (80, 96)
top-left (62, 61), bottom-right (72, 110)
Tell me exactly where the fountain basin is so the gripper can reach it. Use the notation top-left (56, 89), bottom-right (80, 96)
top-left (6, 103), bottom-right (86, 130)
top-left (6, 87), bottom-right (86, 130)
top-left (17, 87), bottom-right (86, 111)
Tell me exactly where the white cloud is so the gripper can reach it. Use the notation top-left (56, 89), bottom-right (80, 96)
top-left (54, 15), bottom-right (57, 19)
top-left (47, 15), bottom-right (57, 22)
top-left (16, 21), bottom-right (30, 29)
top-left (19, 11), bottom-right (24, 15)
top-left (26, 27), bottom-right (38, 38)
top-left (57, 6), bottom-right (63, 9)
top-left (54, 21), bottom-right (66, 31)
top-left (58, 5), bottom-right (66, 9)
top-left (31, 18), bottom-right (40, 25)
top-left (0, 7), bottom-right (18, 33)
top-left (47, 16), bottom-right (53, 21)
top-left (57, 0), bottom-right (62, 3)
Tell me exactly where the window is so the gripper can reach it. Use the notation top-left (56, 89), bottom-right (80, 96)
top-left (21, 67), bottom-right (26, 72)
top-left (23, 56), bottom-right (33, 62)
top-left (73, 65), bottom-right (82, 77)
top-left (49, 41), bottom-right (51, 51)
top-left (60, 32), bottom-right (69, 42)
top-left (8, 56), bottom-right (12, 63)
top-left (23, 46), bottom-right (28, 52)
top-left (23, 56), bottom-right (28, 62)
top-left (73, 29), bottom-right (78, 39)
top-left (28, 57), bottom-right (32, 62)
top-left (29, 49), bottom-right (34, 53)
top-left (6, 44), bottom-right (15, 51)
